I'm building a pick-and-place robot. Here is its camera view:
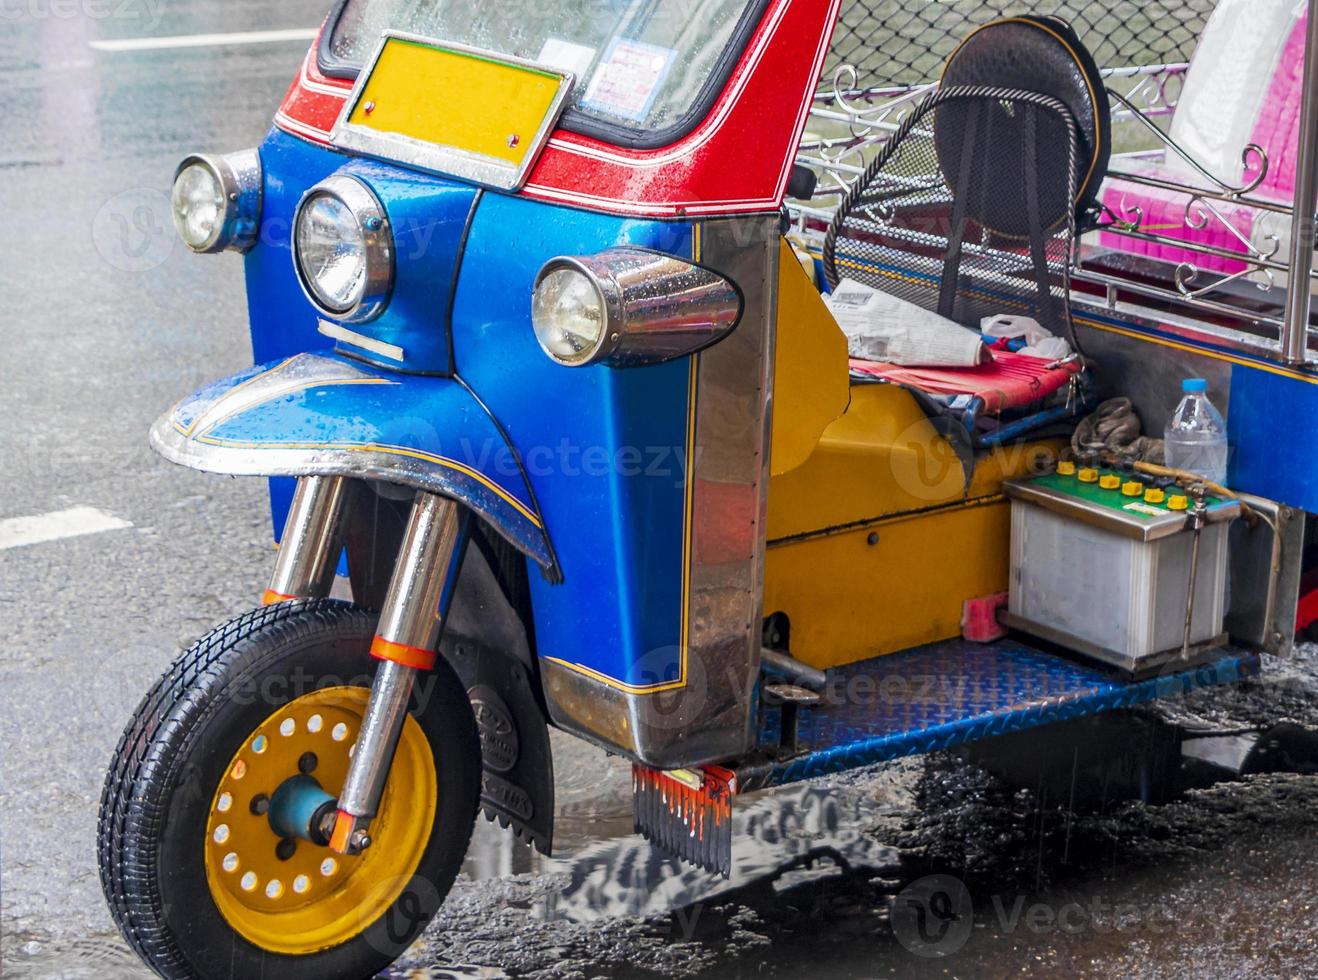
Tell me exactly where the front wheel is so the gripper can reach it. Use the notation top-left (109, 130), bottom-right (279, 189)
top-left (98, 599), bottom-right (480, 980)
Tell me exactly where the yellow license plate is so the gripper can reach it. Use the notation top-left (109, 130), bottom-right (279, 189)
top-left (333, 34), bottom-right (574, 190)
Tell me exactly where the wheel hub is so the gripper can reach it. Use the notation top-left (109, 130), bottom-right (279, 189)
top-left (203, 686), bottom-right (437, 954)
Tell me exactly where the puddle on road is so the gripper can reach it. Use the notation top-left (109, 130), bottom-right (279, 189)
top-left (1, 935), bottom-right (145, 980)
top-left (453, 726), bottom-right (904, 926)
top-left (12, 691), bottom-right (1318, 979)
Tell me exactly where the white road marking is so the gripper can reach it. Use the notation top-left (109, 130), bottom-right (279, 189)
top-left (89, 28), bottom-right (317, 53)
top-left (0, 507), bottom-right (133, 551)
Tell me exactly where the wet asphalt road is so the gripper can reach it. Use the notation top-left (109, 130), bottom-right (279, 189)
top-left (3, 4), bottom-right (1318, 979)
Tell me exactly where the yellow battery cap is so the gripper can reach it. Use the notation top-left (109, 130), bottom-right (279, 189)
top-left (1167, 494), bottom-right (1190, 511)
top-left (1099, 474), bottom-right (1121, 490)
top-left (1144, 487), bottom-right (1166, 505)
top-left (1056, 461), bottom-right (1077, 476)
top-left (1122, 481), bottom-right (1144, 497)
top-left (1077, 467), bottom-right (1099, 483)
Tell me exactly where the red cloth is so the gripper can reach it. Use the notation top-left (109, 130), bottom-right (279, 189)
top-left (849, 349), bottom-right (1081, 414)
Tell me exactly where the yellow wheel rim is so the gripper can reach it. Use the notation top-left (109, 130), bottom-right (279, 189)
top-left (204, 686), bottom-right (437, 955)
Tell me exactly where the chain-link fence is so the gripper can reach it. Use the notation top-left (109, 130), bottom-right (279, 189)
top-left (826, 0), bottom-right (1219, 89)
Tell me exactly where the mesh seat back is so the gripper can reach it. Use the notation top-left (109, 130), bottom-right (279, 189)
top-left (824, 85), bottom-right (1080, 342)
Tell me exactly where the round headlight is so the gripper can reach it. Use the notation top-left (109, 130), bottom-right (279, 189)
top-left (172, 162), bottom-right (225, 250)
top-left (292, 176), bottom-right (393, 323)
top-left (532, 250), bottom-right (743, 368)
top-left (170, 150), bottom-right (262, 254)
top-left (531, 267), bottom-right (609, 365)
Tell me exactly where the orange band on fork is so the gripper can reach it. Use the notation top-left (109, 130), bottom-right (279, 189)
top-left (329, 810), bottom-right (355, 854)
top-left (261, 589), bottom-right (297, 606)
top-left (370, 636), bottom-right (437, 670)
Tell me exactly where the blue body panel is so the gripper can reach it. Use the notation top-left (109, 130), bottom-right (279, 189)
top-left (245, 133), bottom-right (477, 374)
top-left (239, 129), bottom-right (696, 692)
top-left (159, 351), bottom-right (553, 566)
top-left (451, 192), bottom-right (694, 691)
top-left (737, 639), bottom-right (1260, 791)
top-left (1228, 363), bottom-right (1318, 512)
top-left (244, 131), bottom-right (344, 365)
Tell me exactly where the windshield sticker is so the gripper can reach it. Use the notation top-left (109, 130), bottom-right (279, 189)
top-left (536, 37), bottom-right (596, 81)
top-left (581, 38), bottom-right (676, 123)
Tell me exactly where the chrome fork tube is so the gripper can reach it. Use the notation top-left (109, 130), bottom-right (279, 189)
top-left (264, 475), bottom-right (351, 604)
top-left (330, 491), bottom-right (466, 855)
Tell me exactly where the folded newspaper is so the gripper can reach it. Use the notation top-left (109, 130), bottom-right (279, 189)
top-left (825, 278), bottom-right (986, 367)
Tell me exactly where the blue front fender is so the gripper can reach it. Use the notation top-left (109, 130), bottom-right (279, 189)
top-left (150, 351), bottom-right (556, 571)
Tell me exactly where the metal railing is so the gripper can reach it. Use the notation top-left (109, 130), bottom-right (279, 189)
top-left (791, 3), bottom-right (1318, 368)
top-left (1283, 7), bottom-right (1318, 364)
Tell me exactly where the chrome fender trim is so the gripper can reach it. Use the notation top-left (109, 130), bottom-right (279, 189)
top-left (150, 351), bottom-right (556, 571)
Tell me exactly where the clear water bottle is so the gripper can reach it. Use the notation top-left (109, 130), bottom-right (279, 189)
top-left (1164, 379), bottom-right (1228, 485)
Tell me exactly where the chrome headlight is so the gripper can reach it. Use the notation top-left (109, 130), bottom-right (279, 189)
top-left (170, 150), bottom-right (262, 253)
top-left (531, 249), bottom-right (743, 368)
top-left (292, 175), bottom-right (393, 322)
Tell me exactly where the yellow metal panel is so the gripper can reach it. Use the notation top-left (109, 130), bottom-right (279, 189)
top-left (349, 39), bottom-right (564, 167)
top-left (764, 379), bottom-right (1066, 669)
top-left (770, 239), bottom-right (849, 476)
top-left (764, 498), bottom-right (1012, 669)
top-left (767, 384), bottom-right (1063, 540)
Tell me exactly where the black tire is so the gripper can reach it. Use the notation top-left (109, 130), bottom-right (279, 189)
top-left (98, 599), bottom-right (480, 979)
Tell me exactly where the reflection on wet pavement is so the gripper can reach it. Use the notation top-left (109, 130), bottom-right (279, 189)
top-left (2, 936), bottom-right (145, 980)
top-left (8, 650), bottom-right (1318, 979)
top-left (384, 648), bottom-right (1318, 979)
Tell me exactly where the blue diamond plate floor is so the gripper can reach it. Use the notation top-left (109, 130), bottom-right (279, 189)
top-left (735, 639), bottom-right (1259, 791)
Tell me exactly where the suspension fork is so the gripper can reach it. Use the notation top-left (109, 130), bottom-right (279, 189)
top-left (330, 490), bottom-right (469, 854)
top-left (263, 475), bottom-right (352, 604)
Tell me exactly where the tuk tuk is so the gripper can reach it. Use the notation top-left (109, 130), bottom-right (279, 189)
top-left (99, 1), bottom-right (1318, 976)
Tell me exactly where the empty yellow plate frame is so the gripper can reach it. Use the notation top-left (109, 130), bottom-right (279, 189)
top-left (331, 33), bottom-right (575, 191)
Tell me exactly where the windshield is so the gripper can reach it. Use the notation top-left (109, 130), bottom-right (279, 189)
top-left (326, 0), bottom-right (765, 140)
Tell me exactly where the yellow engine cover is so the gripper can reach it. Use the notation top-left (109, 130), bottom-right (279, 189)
top-left (765, 384), bottom-right (1062, 670)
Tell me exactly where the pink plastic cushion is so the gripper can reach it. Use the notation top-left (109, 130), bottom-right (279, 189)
top-left (1098, 13), bottom-right (1308, 275)
top-left (1099, 172), bottom-right (1256, 274)
top-left (1251, 12), bottom-right (1308, 202)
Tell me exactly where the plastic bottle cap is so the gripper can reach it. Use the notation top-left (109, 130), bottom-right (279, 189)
top-left (1056, 461), bottom-right (1077, 477)
top-left (1182, 378), bottom-right (1207, 393)
top-left (1167, 494), bottom-right (1190, 511)
top-left (1122, 481), bottom-right (1144, 497)
top-left (1077, 467), bottom-right (1099, 484)
top-left (1099, 474), bottom-right (1121, 491)
top-left (1144, 488), bottom-right (1166, 505)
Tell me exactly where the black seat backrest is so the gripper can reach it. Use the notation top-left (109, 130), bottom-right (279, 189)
top-left (942, 16), bottom-right (1110, 226)
top-left (823, 85), bottom-right (1081, 340)
top-left (822, 16), bottom-right (1108, 347)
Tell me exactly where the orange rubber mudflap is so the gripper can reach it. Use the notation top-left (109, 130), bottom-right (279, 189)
top-left (632, 765), bottom-right (738, 877)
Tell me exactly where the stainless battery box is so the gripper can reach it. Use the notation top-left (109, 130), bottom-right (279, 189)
top-left (1003, 473), bottom-right (1241, 675)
